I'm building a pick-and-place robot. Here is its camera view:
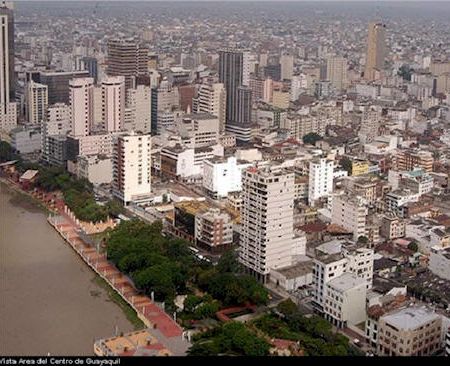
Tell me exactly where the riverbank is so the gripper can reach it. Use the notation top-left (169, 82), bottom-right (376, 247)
top-left (0, 183), bottom-right (135, 355)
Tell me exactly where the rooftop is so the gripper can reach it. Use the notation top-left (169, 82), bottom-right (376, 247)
top-left (327, 272), bottom-right (366, 292)
top-left (382, 306), bottom-right (440, 331)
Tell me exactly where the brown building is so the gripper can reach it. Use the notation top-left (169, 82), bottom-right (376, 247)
top-left (396, 149), bottom-right (433, 173)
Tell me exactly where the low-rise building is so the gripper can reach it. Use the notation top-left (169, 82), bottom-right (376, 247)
top-left (380, 214), bottom-right (406, 240)
top-left (429, 247), bottom-right (450, 281)
top-left (377, 306), bottom-right (442, 356)
top-left (195, 208), bottom-right (233, 253)
top-left (77, 155), bottom-right (113, 185)
top-left (324, 272), bottom-right (367, 328)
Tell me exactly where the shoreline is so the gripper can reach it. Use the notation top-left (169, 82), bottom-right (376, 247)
top-left (1, 177), bottom-right (144, 331)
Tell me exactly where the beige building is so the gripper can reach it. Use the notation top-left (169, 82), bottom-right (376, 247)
top-left (331, 194), bottom-right (368, 241)
top-left (195, 208), bottom-right (233, 252)
top-left (326, 56), bottom-right (348, 91)
top-left (378, 306), bottom-right (442, 356)
top-left (364, 22), bottom-right (386, 81)
top-left (380, 214), bottom-right (406, 240)
top-left (396, 149), bottom-right (433, 173)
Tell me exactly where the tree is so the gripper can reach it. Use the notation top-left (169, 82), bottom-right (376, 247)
top-left (302, 132), bottom-right (322, 145)
top-left (398, 64), bottom-right (413, 81)
top-left (339, 156), bottom-right (352, 175)
top-left (217, 249), bottom-right (240, 274)
top-left (408, 241), bottom-right (419, 252)
top-left (277, 298), bottom-right (298, 317)
top-left (357, 236), bottom-right (369, 245)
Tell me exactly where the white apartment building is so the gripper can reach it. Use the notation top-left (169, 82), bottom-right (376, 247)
top-left (331, 193), bottom-right (368, 241)
top-left (41, 103), bottom-right (71, 162)
top-left (429, 247), bottom-right (450, 281)
top-left (239, 166), bottom-right (305, 283)
top-left (26, 81), bottom-right (48, 125)
top-left (324, 272), bottom-right (367, 328)
top-left (102, 76), bottom-right (125, 133)
top-left (157, 109), bottom-right (183, 134)
top-left (124, 85), bottom-right (151, 133)
top-left (72, 132), bottom-right (120, 158)
top-left (313, 243), bottom-right (374, 315)
top-left (112, 132), bottom-right (152, 205)
top-left (160, 144), bottom-right (224, 180)
top-left (202, 156), bottom-right (251, 198)
top-left (308, 158), bottom-right (334, 206)
top-left (69, 77), bottom-right (94, 137)
top-left (195, 83), bottom-right (226, 132)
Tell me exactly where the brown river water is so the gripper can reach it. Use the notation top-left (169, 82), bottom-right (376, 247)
top-left (0, 182), bottom-right (134, 355)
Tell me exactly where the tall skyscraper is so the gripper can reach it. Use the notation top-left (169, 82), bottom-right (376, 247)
top-left (219, 49), bottom-right (243, 125)
top-left (69, 78), bottom-right (94, 137)
top-left (239, 166), bottom-right (303, 283)
top-left (364, 22), bottom-right (386, 81)
top-left (107, 39), bottom-right (149, 91)
top-left (26, 81), bottom-right (48, 125)
top-left (236, 86), bottom-right (252, 126)
top-left (0, 1), bottom-right (14, 101)
top-left (0, 1), bottom-right (16, 132)
top-left (326, 56), bottom-right (348, 91)
top-left (101, 76), bottom-right (125, 133)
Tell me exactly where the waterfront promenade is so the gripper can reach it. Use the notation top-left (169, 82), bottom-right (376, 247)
top-left (47, 213), bottom-right (186, 340)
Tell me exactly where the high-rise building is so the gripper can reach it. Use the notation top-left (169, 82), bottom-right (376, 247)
top-left (101, 76), bottom-right (125, 133)
top-left (331, 194), bottom-right (368, 241)
top-left (326, 56), bottom-right (348, 91)
top-left (0, 2), bottom-right (14, 101)
top-left (112, 132), bottom-right (152, 205)
top-left (219, 48), bottom-right (243, 125)
top-left (308, 158), bottom-right (334, 206)
top-left (195, 82), bottom-right (226, 132)
top-left (41, 103), bottom-right (71, 163)
top-left (280, 53), bottom-right (294, 81)
top-left (26, 81), bottom-right (48, 125)
top-left (74, 56), bottom-right (98, 84)
top-left (364, 22), bottom-right (386, 81)
top-left (239, 166), bottom-right (303, 283)
top-left (69, 77), bottom-right (94, 137)
top-left (107, 39), bottom-right (149, 91)
top-left (0, 2), bottom-right (16, 132)
top-left (124, 85), bottom-right (151, 134)
top-left (33, 70), bottom-right (90, 105)
top-left (150, 79), bottom-right (180, 134)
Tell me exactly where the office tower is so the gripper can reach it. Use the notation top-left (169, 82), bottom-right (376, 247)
top-left (74, 56), bottom-right (98, 84)
top-left (326, 56), bottom-right (348, 91)
top-left (280, 53), bottom-right (294, 81)
top-left (33, 70), bottom-right (90, 105)
top-left (112, 132), bottom-right (152, 205)
top-left (239, 166), bottom-right (300, 283)
top-left (308, 158), bottom-right (334, 206)
top-left (150, 79), bottom-right (179, 134)
top-left (219, 49), bottom-right (243, 125)
top-left (195, 83), bottom-right (226, 132)
top-left (358, 107), bottom-right (381, 144)
top-left (0, 2), bottom-right (15, 132)
top-left (102, 76), bottom-right (125, 133)
top-left (26, 81), bottom-right (48, 125)
top-left (69, 77), bottom-right (94, 137)
top-left (243, 52), bottom-right (257, 87)
top-left (0, 1), bottom-right (14, 101)
top-left (107, 39), bottom-right (149, 91)
top-left (364, 22), bottom-right (386, 81)
top-left (125, 84), bottom-right (151, 133)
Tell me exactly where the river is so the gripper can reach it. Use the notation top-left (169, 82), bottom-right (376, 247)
top-left (0, 182), bottom-right (134, 356)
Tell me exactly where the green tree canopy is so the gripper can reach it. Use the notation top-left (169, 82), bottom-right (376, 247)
top-left (302, 132), bottom-right (322, 145)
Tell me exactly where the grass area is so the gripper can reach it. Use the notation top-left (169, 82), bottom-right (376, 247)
top-left (92, 276), bottom-right (146, 331)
